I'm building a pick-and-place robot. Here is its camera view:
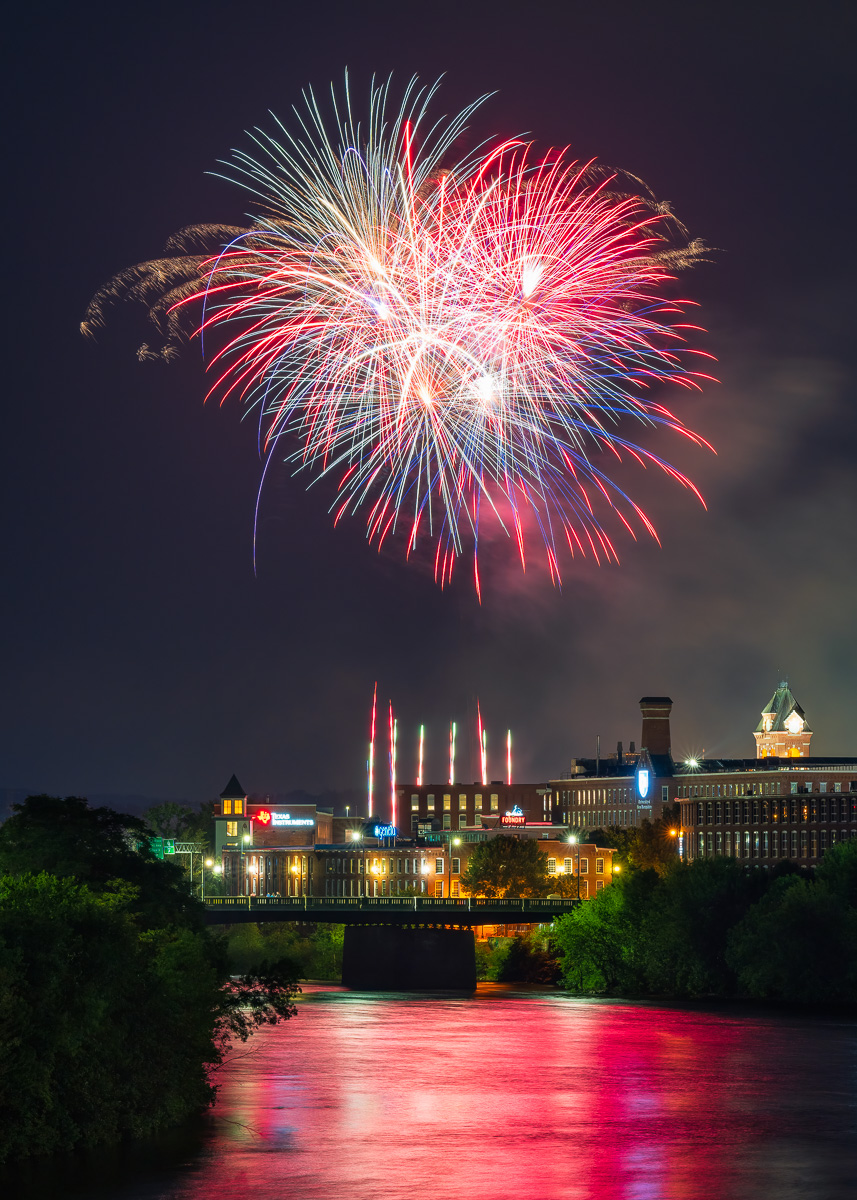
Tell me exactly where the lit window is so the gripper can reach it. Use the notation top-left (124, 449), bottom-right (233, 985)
top-left (490, 794), bottom-right (499, 811)
top-left (443, 795), bottom-right (451, 810)
top-left (459, 794), bottom-right (467, 810)
top-left (596, 858), bottom-right (604, 874)
top-left (580, 879), bottom-right (589, 898)
top-left (474, 795), bottom-right (483, 809)
top-left (411, 794), bottom-right (419, 810)
top-left (579, 858), bottom-right (589, 874)
top-left (222, 799), bottom-right (232, 815)
top-left (547, 858), bottom-right (557, 874)
top-left (234, 800), bottom-right (243, 815)
top-left (404, 859), bottom-right (411, 873)
top-left (434, 880), bottom-right (444, 897)
top-left (451, 881), bottom-right (460, 897)
top-left (563, 858), bottom-right (573, 873)
top-left (226, 821), bottom-right (237, 837)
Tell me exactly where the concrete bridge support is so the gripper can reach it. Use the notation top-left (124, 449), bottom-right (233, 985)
top-left (341, 925), bottom-right (476, 991)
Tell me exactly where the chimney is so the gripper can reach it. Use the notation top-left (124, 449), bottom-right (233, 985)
top-left (617, 740), bottom-right (623, 766)
top-left (639, 696), bottom-right (673, 758)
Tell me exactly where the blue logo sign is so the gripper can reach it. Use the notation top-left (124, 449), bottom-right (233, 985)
top-left (637, 769), bottom-right (650, 799)
top-left (373, 824), bottom-right (397, 838)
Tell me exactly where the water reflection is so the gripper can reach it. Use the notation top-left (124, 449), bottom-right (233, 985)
top-left (5, 985), bottom-right (857, 1199)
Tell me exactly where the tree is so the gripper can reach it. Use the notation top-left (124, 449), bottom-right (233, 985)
top-left (460, 836), bottom-right (550, 898)
top-left (0, 797), bottom-right (301, 1161)
top-left (0, 795), bottom-right (199, 928)
top-left (552, 869), bottom-right (659, 993)
top-left (726, 874), bottom-right (857, 1004)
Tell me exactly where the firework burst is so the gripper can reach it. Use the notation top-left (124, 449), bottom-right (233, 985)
top-left (83, 75), bottom-right (714, 590)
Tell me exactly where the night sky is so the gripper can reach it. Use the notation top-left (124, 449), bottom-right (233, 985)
top-left (3, 1), bottom-right (855, 812)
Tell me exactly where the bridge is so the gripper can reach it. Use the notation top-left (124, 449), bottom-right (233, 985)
top-left (204, 894), bottom-right (579, 925)
top-left (205, 895), bottom-right (579, 990)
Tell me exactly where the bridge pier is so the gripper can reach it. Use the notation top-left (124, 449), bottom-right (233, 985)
top-left (341, 925), bottom-right (476, 991)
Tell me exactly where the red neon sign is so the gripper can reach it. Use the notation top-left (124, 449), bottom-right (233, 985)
top-left (256, 809), bottom-right (272, 825)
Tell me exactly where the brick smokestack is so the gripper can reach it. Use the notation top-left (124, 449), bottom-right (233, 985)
top-left (639, 696), bottom-right (673, 757)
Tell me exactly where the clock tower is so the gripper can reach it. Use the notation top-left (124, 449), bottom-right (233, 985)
top-left (754, 681), bottom-right (812, 758)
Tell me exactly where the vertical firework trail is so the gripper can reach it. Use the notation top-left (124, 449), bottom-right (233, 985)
top-left (417, 724), bottom-right (424, 788)
top-left (389, 703), bottom-right (397, 830)
top-left (477, 700), bottom-right (488, 786)
top-left (368, 683), bottom-right (377, 819)
top-left (449, 721), bottom-right (456, 787)
top-left (507, 729), bottom-right (512, 786)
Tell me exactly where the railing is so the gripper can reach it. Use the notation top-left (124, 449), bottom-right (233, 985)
top-left (205, 895), bottom-right (579, 913)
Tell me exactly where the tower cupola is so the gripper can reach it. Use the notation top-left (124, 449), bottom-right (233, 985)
top-left (754, 681), bottom-right (812, 758)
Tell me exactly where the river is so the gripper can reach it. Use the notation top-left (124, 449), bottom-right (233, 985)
top-left (6, 985), bottom-right (857, 1199)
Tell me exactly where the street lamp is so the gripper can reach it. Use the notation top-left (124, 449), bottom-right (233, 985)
top-left (241, 832), bottom-right (251, 896)
top-left (568, 835), bottom-right (580, 900)
top-left (449, 836), bottom-right (461, 899)
top-left (202, 857), bottom-right (214, 902)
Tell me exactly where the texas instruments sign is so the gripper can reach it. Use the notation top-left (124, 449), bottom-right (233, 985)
top-left (255, 810), bottom-right (314, 828)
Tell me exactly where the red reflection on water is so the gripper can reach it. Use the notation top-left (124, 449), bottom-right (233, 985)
top-left (169, 986), bottom-right (855, 1200)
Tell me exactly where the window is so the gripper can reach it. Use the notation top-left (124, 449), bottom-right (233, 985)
top-left (222, 799), bottom-right (232, 815)
top-left (434, 880), bottom-right (444, 897)
top-left (443, 795), bottom-right (451, 810)
top-left (459, 794), bottom-right (467, 810)
top-left (490, 794), bottom-right (499, 811)
top-left (451, 881), bottom-right (460, 897)
top-left (443, 814), bottom-right (451, 830)
top-left (596, 881), bottom-right (604, 892)
top-left (834, 782), bottom-right (842, 793)
top-left (596, 858), bottom-right (604, 874)
top-left (404, 858), bottom-right (411, 873)
top-left (743, 831), bottom-right (751, 857)
top-left (358, 859), bottom-right (364, 873)
top-left (547, 858), bottom-right (557, 874)
top-left (475, 794), bottom-right (483, 810)
top-left (411, 795), bottom-right (419, 811)
top-left (427, 794), bottom-right (435, 811)
top-left (579, 858), bottom-right (589, 873)
top-left (564, 858), bottom-right (573, 873)
top-left (791, 830), bottom-right (798, 857)
top-left (819, 781), bottom-right (828, 793)
top-left (662, 786), bottom-right (669, 804)
top-left (580, 879), bottom-right (589, 898)
top-left (397, 859), bottom-right (404, 873)
top-left (226, 821), bottom-right (237, 837)
top-left (435, 858), bottom-right (444, 875)
top-left (233, 800), bottom-right (243, 815)
top-left (716, 832), bottom-right (723, 855)
top-left (791, 782), bottom-right (799, 795)
top-left (451, 858), bottom-right (460, 874)
top-left (725, 831), bottom-right (732, 856)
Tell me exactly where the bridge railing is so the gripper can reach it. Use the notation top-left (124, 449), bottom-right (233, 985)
top-left (205, 895), bottom-right (579, 912)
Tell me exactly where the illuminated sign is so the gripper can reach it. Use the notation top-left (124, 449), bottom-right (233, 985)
top-left (637, 769), bottom-right (650, 799)
top-left (256, 809), bottom-right (272, 825)
top-left (501, 804), bottom-right (526, 827)
top-left (373, 824), bottom-right (397, 838)
top-left (270, 813), bottom-right (315, 827)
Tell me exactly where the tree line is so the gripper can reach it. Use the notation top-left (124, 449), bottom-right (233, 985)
top-left (0, 795), bottom-right (299, 1163)
top-left (551, 841), bottom-right (857, 1003)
